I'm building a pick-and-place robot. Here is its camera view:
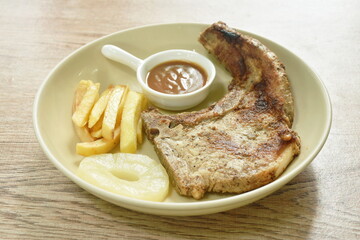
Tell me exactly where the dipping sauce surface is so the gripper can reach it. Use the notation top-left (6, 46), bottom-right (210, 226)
top-left (146, 60), bottom-right (207, 94)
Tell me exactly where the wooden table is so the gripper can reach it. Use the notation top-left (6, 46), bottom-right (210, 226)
top-left (1, 0), bottom-right (359, 239)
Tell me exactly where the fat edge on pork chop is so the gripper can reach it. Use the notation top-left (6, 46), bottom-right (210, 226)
top-left (142, 22), bottom-right (301, 200)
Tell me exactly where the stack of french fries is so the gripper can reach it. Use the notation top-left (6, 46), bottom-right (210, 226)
top-left (72, 80), bottom-right (147, 156)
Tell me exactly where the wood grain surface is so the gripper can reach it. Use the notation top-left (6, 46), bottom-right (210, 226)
top-left (1, 0), bottom-right (359, 239)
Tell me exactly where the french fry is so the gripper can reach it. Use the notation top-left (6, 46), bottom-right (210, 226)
top-left (90, 129), bottom-right (102, 138)
top-left (89, 113), bottom-right (104, 138)
top-left (72, 79), bottom-right (148, 156)
top-left (72, 82), bottom-right (100, 127)
top-left (88, 87), bottom-right (113, 128)
top-left (90, 113), bottom-right (103, 131)
top-left (72, 80), bottom-right (92, 112)
top-left (136, 97), bottom-right (148, 144)
top-left (74, 125), bottom-right (97, 142)
top-left (136, 117), bottom-right (143, 144)
top-left (72, 80), bottom-right (96, 142)
top-left (115, 87), bottom-right (129, 128)
top-left (120, 91), bottom-right (145, 153)
top-left (141, 96), bottom-right (148, 111)
top-left (102, 85), bottom-right (128, 140)
top-left (76, 126), bottom-right (121, 156)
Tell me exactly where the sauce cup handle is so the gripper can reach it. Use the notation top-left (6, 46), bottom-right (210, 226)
top-left (101, 44), bottom-right (143, 71)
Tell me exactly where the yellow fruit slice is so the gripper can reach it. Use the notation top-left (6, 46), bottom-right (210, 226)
top-left (77, 153), bottom-right (169, 202)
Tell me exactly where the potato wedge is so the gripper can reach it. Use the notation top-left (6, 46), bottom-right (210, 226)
top-left (89, 113), bottom-right (104, 138)
top-left (72, 80), bottom-right (92, 112)
top-left (136, 117), bottom-right (143, 144)
top-left (74, 125), bottom-right (97, 142)
top-left (88, 87), bottom-right (112, 128)
top-left (141, 96), bottom-right (148, 111)
top-left (72, 80), bottom-right (96, 142)
top-left (76, 126), bottom-right (121, 156)
top-left (102, 85), bottom-right (128, 140)
top-left (115, 87), bottom-right (129, 128)
top-left (136, 96), bottom-right (148, 144)
top-left (120, 91), bottom-right (145, 153)
top-left (90, 129), bottom-right (102, 138)
top-left (90, 113), bottom-right (103, 132)
top-left (72, 82), bottom-right (100, 127)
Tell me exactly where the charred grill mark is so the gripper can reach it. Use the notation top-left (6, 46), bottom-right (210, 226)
top-left (253, 79), bottom-right (270, 111)
top-left (252, 75), bottom-right (288, 121)
top-left (237, 57), bottom-right (247, 77)
top-left (257, 140), bottom-right (281, 155)
top-left (255, 99), bottom-right (269, 111)
top-left (148, 128), bottom-right (160, 140)
top-left (213, 139), bottom-right (238, 151)
top-left (213, 23), bottom-right (241, 44)
top-left (253, 80), bottom-right (280, 114)
top-left (200, 130), bottom-right (254, 158)
top-left (254, 79), bottom-right (267, 91)
top-left (220, 29), bottom-right (240, 43)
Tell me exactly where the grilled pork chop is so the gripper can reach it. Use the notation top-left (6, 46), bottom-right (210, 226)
top-left (142, 22), bottom-right (301, 199)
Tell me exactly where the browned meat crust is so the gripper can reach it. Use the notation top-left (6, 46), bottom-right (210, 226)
top-left (142, 22), bottom-right (300, 199)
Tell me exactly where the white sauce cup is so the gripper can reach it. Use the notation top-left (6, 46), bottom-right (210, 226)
top-left (101, 44), bottom-right (216, 110)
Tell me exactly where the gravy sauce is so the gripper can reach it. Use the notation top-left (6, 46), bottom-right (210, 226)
top-left (146, 60), bottom-right (207, 94)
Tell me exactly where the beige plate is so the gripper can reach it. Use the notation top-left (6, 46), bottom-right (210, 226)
top-left (33, 23), bottom-right (332, 216)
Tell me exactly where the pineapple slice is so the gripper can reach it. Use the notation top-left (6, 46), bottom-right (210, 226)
top-left (77, 153), bottom-right (169, 202)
